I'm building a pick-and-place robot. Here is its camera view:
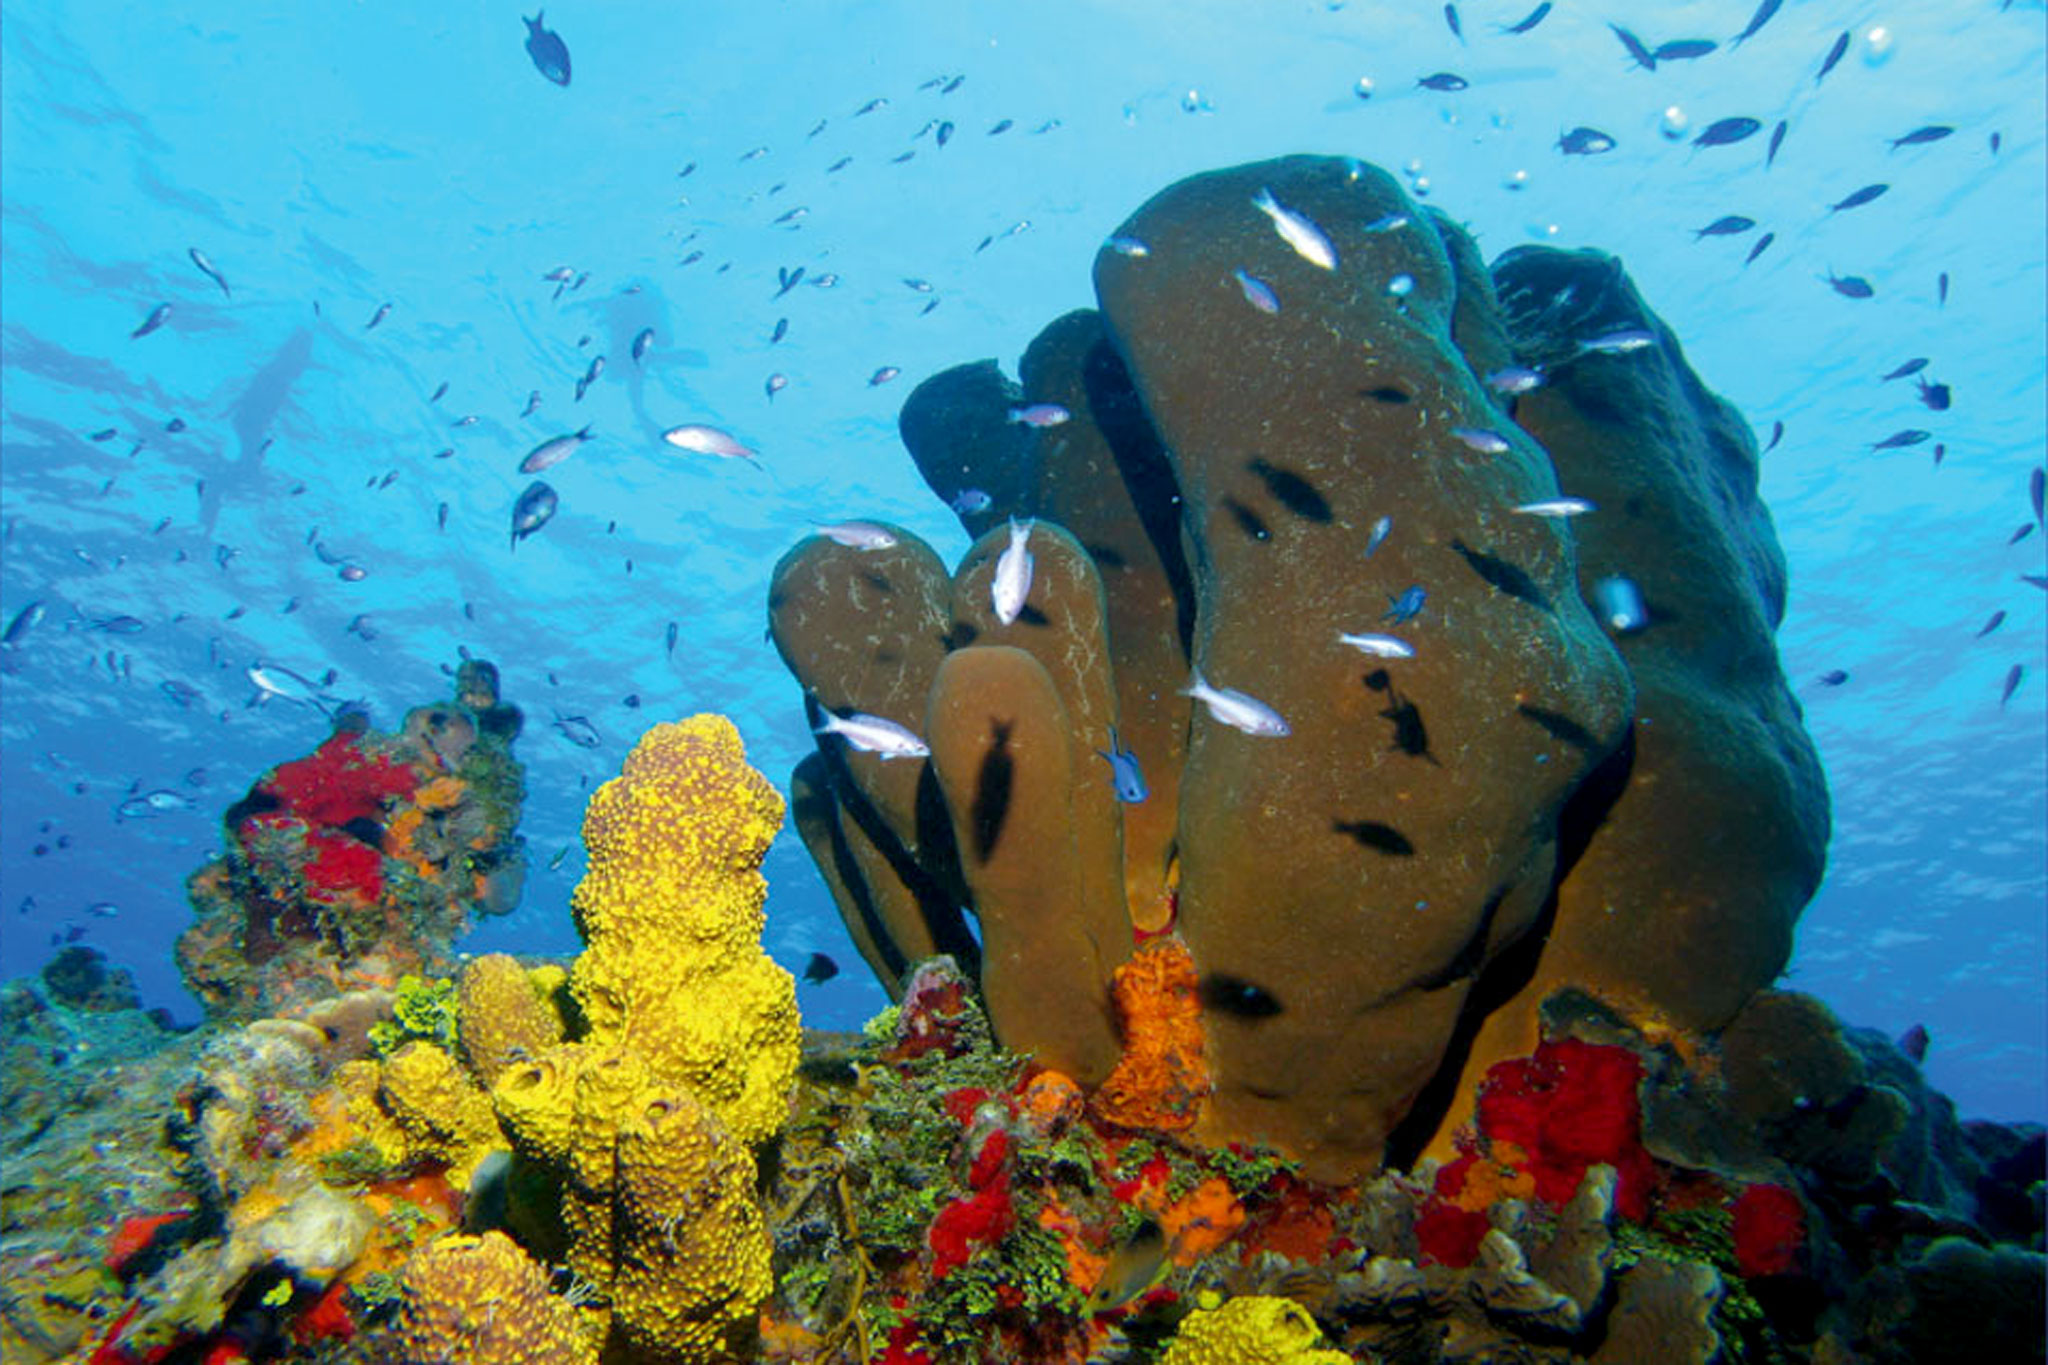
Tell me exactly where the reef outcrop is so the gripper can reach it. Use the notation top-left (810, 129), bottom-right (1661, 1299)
top-left (769, 153), bottom-right (1828, 1181)
top-left (177, 660), bottom-right (529, 1021)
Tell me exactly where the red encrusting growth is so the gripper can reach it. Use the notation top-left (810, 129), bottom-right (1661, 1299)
top-left (1731, 1182), bottom-right (1806, 1277)
top-left (261, 734), bottom-right (418, 829)
top-left (105, 1211), bottom-right (190, 1274)
top-left (290, 1279), bottom-right (356, 1343)
top-left (1415, 1198), bottom-right (1494, 1268)
top-left (1473, 1037), bottom-right (1653, 1220)
top-left (304, 830), bottom-right (385, 902)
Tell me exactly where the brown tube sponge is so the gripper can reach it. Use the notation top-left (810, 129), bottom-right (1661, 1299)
top-left (1093, 154), bottom-right (1634, 1179)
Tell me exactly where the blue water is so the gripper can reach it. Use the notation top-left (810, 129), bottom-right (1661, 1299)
top-left (2, 1), bottom-right (2041, 1122)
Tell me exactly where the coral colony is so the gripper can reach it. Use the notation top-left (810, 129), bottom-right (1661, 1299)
top-left (2, 159), bottom-right (2040, 1365)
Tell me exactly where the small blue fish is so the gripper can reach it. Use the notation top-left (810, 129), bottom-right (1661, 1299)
top-left (1557, 126), bottom-right (1616, 156)
top-left (1815, 31), bottom-right (1850, 85)
top-left (1499, 2), bottom-right (1550, 35)
top-left (1767, 121), bottom-right (1788, 169)
top-left (1745, 232), bottom-right (1776, 266)
top-left (1417, 72), bottom-right (1469, 92)
top-left (523, 11), bottom-right (571, 86)
top-left (1095, 729), bottom-right (1149, 803)
top-left (1694, 117), bottom-right (1761, 149)
top-left (1694, 215), bottom-right (1756, 239)
top-left (131, 303), bottom-right (171, 339)
top-left (1364, 515), bottom-right (1393, 557)
top-left (1233, 268), bottom-right (1279, 315)
top-left (1655, 39), bottom-right (1717, 61)
top-left (1829, 183), bottom-right (1889, 212)
top-left (1610, 24), bottom-right (1657, 71)
top-left (1826, 271), bottom-right (1874, 299)
top-left (1383, 586), bottom-right (1427, 625)
top-left (632, 328), bottom-right (655, 364)
top-left (1730, 0), bottom-right (1782, 47)
top-left (366, 302), bottom-right (392, 330)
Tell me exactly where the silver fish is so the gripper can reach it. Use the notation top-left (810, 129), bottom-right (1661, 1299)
top-left (188, 248), bottom-right (230, 297)
top-left (662, 424), bottom-right (760, 467)
top-left (510, 481), bottom-right (559, 548)
top-left (1364, 516), bottom-right (1393, 557)
top-left (1338, 632), bottom-right (1416, 659)
top-left (1182, 670), bottom-right (1289, 737)
top-left (631, 327), bottom-right (655, 364)
top-left (1513, 497), bottom-right (1596, 517)
top-left (813, 520), bottom-right (899, 550)
top-left (1095, 728), bottom-right (1149, 803)
top-left (1578, 328), bottom-right (1654, 354)
top-left (366, 302), bottom-right (392, 330)
top-left (814, 709), bottom-right (929, 759)
top-left (1251, 187), bottom-right (1337, 269)
top-left (1008, 403), bottom-right (1071, 428)
top-left (131, 303), bottom-right (171, 339)
top-left (1451, 426), bottom-right (1511, 454)
top-left (991, 518), bottom-right (1035, 625)
top-left (519, 425), bottom-right (593, 474)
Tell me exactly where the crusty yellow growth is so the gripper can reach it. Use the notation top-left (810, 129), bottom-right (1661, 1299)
top-left (609, 1087), bottom-right (772, 1365)
top-left (377, 1041), bottom-right (505, 1189)
top-left (568, 715), bottom-right (798, 1145)
top-left (457, 954), bottom-right (567, 1084)
top-left (1159, 1295), bottom-right (1350, 1365)
top-left (396, 1230), bottom-right (596, 1365)
top-left (479, 718), bottom-right (795, 1362)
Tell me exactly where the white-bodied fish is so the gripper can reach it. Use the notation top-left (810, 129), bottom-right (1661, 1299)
top-left (1338, 631), bottom-right (1416, 658)
top-left (188, 248), bottom-right (230, 297)
top-left (1578, 328), bottom-right (1654, 355)
top-left (1364, 515), bottom-right (1393, 557)
top-left (1485, 366), bottom-right (1546, 394)
top-left (662, 423), bottom-right (760, 468)
top-left (247, 662), bottom-right (331, 711)
top-left (814, 709), bottom-right (930, 760)
top-left (1251, 187), bottom-right (1338, 270)
top-left (1008, 403), bottom-right (1071, 428)
top-left (1182, 670), bottom-right (1290, 736)
top-left (991, 517), bottom-right (1035, 625)
top-left (814, 520), bottom-right (899, 550)
top-left (519, 425), bottom-right (593, 474)
top-left (1106, 234), bottom-right (1151, 258)
top-left (1364, 212), bottom-right (1411, 233)
top-left (1451, 426), bottom-right (1511, 454)
top-left (1513, 496), bottom-right (1596, 517)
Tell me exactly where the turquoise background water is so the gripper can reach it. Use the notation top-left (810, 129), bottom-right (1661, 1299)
top-left (2, 0), bottom-right (2041, 1120)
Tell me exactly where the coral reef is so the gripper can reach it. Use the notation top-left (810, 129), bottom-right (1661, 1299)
top-left (177, 659), bottom-right (528, 1021)
top-left (395, 1230), bottom-right (592, 1365)
top-left (769, 153), bottom-right (1826, 1181)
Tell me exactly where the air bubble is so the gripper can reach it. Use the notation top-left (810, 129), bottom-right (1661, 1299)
top-left (1863, 25), bottom-right (1894, 65)
top-left (1660, 105), bottom-right (1689, 140)
top-left (1387, 274), bottom-right (1416, 297)
top-left (1354, 76), bottom-right (1375, 101)
top-left (1504, 169), bottom-right (1529, 191)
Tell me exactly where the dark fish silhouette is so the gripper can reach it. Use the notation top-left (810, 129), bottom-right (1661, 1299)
top-left (1826, 271), bottom-right (1874, 299)
top-left (802, 952), bottom-right (839, 985)
top-left (1444, 3), bottom-right (1462, 42)
top-left (131, 303), bottom-right (170, 339)
top-left (1976, 611), bottom-right (2006, 638)
top-left (1655, 38), bottom-right (1717, 61)
top-left (1881, 358), bottom-right (1928, 381)
top-left (1816, 31), bottom-right (1850, 84)
top-left (1694, 117), bottom-right (1761, 148)
top-left (1557, 126), bottom-right (1616, 156)
top-left (1767, 120), bottom-right (1788, 168)
top-left (1829, 183), bottom-right (1889, 212)
top-left (1938, 272), bottom-right (1950, 306)
top-left (523, 11), bottom-right (571, 86)
top-left (1695, 215), bottom-right (1755, 239)
top-left (1198, 974), bottom-right (1284, 1019)
top-left (1765, 421), bottom-right (1785, 452)
top-left (1745, 231), bottom-right (1776, 265)
top-left (1499, 2), bottom-right (1551, 34)
top-left (1898, 1023), bottom-right (1929, 1063)
top-left (2031, 467), bottom-right (2044, 523)
top-left (1890, 125), bottom-right (1953, 150)
top-left (2000, 665), bottom-right (2023, 707)
top-left (1915, 377), bottom-right (1951, 411)
top-left (1870, 429), bottom-right (1930, 451)
top-left (1610, 24), bottom-right (1657, 70)
top-left (1417, 72), bottom-right (1468, 92)
top-left (1730, 0), bottom-right (1782, 47)
top-left (1333, 819), bottom-right (1416, 856)
top-left (1816, 669), bottom-right (1849, 687)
